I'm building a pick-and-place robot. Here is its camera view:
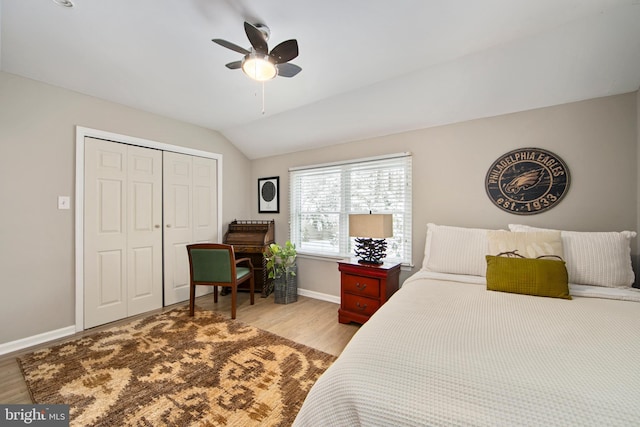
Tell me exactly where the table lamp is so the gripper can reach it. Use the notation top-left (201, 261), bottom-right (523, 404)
top-left (349, 213), bottom-right (393, 264)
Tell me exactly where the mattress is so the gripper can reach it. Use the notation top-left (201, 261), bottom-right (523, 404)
top-left (293, 271), bottom-right (640, 426)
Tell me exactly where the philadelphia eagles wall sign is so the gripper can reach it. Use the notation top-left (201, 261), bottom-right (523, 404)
top-left (485, 148), bottom-right (569, 215)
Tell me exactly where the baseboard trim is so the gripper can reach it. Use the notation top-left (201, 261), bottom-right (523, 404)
top-left (298, 288), bottom-right (340, 305)
top-left (0, 325), bottom-right (76, 356)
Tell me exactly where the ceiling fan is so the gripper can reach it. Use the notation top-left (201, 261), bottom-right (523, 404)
top-left (212, 22), bottom-right (301, 81)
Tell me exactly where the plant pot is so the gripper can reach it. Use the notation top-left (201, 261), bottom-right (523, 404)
top-left (274, 265), bottom-right (298, 304)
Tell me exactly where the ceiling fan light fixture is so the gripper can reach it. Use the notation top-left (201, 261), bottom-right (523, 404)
top-left (241, 53), bottom-right (277, 81)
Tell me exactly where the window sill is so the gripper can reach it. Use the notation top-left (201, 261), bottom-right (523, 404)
top-left (296, 252), bottom-right (348, 263)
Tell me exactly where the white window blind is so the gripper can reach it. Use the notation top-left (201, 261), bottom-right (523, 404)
top-left (289, 153), bottom-right (412, 265)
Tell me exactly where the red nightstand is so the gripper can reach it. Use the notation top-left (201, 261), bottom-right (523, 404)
top-left (338, 259), bottom-right (401, 324)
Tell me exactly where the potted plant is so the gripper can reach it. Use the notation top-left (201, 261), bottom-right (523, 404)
top-left (264, 241), bottom-right (298, 304)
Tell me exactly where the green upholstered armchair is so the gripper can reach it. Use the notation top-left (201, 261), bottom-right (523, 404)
top-left (186, 243), bottom-right (255, 319)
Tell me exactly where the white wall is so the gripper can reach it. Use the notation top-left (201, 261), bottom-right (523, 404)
top-left (0, 71), bottom-right (251, 346)
top-left (252, 92), bottom-right (638, 297)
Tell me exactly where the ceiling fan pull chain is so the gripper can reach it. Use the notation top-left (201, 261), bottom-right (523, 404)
top-left (262, 81), bottom-right (266, 115)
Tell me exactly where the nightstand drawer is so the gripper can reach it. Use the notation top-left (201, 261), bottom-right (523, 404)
top-left (343, 274), bottom-right (380, 297)
top-left (341, 294), bottom-right (380, 317)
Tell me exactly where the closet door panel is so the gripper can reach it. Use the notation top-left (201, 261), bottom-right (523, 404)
top-left (193, 156), bottom-right (218, 243)
top-left (127, 145), bottom-right (163, 316)
top-left (190, 157), bottom-right (218, 299)
top-left (163, 152), bottom-right (193, 305)
top-left (163, 153), bottom-right (218, 305)
top-left (84, 138), bottom-right (128, 328)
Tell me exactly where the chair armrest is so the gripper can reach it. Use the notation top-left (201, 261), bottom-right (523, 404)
top-left (235, 257), bottom-right (254, 269)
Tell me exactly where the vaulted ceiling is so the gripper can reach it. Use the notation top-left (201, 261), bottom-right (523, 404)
top-left (2, 1), bottom-right (639, 159)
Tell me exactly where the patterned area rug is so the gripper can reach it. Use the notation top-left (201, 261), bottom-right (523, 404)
top-left (18, 307), bottom-right (335, 426)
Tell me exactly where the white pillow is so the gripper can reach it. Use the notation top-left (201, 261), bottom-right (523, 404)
top-left (508, 224), bottom-right (636, 288)
top-left (487, 230), bottom-right (563, 258)
top-left (422, 223), bottom-right (491, 276)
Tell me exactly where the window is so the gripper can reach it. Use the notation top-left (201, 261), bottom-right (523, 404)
top-left (289, 153), bottom-right (412, 265)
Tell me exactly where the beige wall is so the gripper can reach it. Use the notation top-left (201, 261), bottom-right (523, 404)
top-left (252, 92), bottom-right (639, 297)
top-left (1, 70), bottom-right (637, 347)
top-left (0, 71), bottom-right (251, 345)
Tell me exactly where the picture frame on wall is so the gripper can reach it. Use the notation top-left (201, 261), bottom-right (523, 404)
top-left (258, 176), bottom-right (280, 213)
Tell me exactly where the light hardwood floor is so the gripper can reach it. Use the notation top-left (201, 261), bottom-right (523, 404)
top-left (0, 292), bottom-right (360, 404)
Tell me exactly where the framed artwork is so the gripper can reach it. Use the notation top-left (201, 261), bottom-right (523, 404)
top-left (258, 176), bottom-right (280, 213)
top-left (485, 147), bottom-right (570, 215)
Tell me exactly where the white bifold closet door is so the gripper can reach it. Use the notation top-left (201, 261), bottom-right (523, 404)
top-left (84, 137), bottom-right (163, 328)
top-left (84, 139), bottom-right (218, 328)
top-left (162, 151), bottom-right (218, 306)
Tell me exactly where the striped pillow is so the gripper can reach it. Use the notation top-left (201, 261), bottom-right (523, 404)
top-left (508, 224), bottom-right (636, 288)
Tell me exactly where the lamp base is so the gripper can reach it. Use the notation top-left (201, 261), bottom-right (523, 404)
top-left (357, 259), bottom-right (384, 265)
top-left (354, 238), bottom-right (387, 265)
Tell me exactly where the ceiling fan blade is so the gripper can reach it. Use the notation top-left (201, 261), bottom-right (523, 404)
top-left (244, 21), bottom-right (268, 54)
top-left (269, 39), bottom-right (299, 64)
top-left (225, 61), bottom-right (242, 70)
top-left (212, 39), bottom-right (250, 55)
top-left (277, 63), bottom-right (302, 78)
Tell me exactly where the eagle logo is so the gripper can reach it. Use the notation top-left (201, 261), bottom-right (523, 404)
top-left (503, 168), bottom-right (544, 194)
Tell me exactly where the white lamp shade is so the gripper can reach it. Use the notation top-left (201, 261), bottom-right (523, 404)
top-left (349, 214), bottom-right (393, 238)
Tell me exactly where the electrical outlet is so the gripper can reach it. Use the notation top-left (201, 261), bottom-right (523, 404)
top-left (58, 196), bottom-right (71, 210)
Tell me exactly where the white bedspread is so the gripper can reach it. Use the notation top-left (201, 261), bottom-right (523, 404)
top-left (294, 272), bottom-right (640, 426)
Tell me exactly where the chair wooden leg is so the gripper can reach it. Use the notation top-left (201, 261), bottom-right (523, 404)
top-left (189, 283), bottom-right (196, 316)
top-left (250, 276), bottom-right (255, 305)
top-left (231, 285), bottom-right (237, 319)
top-left (213, 285), bottom-right (218, 303)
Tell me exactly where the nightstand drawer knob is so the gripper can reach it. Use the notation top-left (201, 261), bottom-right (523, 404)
top-left (355, 302), bottom-right (368, 311)
top-left (356, 282), bottom-right (367, 290)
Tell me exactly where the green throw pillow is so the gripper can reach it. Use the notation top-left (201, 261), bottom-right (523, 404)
top-left (486, 255), bottom-right (571, 300)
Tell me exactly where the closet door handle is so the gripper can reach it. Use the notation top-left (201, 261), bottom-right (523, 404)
top-left (166, 224), bottom-right (172, 228)
top-left (154, 225), bottom-right (160, 229)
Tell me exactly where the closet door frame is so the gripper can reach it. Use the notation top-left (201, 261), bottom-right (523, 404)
top-left (74, 126), bottom-right (223, 332)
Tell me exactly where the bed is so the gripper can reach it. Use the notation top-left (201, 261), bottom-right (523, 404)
top-left (293, 223), bottom-right (640, 426)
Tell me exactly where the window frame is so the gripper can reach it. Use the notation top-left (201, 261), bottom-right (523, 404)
top-left (289, 153), bottom-right (412, 266)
